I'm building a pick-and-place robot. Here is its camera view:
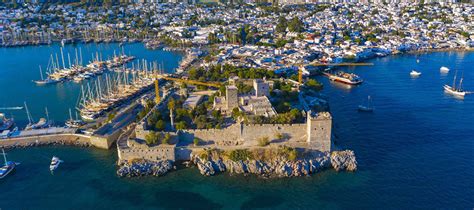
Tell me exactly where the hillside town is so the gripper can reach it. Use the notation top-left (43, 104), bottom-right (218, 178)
top-left (1, 3), bottom-right (472, 73)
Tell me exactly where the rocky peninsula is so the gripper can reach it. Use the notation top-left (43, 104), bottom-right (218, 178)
top-left (190, 148), bottom-right (357, 178)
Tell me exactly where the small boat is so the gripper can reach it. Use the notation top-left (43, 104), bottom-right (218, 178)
top-left (440, 66), bottom-right (450, 73)
top-left (0, 149), bottom-right (18, 179)
top-left (410, 70), bottom-right (421, 77)
top-left (0, 113), bottom-right (15, 132)
top-left (358, 96), bottom-right (374, 112)
top-left (65, 109), bottom-right (85, 128)
top-left (50, 156), bottom-right (63, 171)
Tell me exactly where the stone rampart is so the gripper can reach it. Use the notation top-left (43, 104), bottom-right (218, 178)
top-left (0, 134), bottom-right (91, 148)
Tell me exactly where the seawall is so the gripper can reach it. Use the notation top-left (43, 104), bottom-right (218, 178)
top-left (0, 134), bottom-right (91, 148)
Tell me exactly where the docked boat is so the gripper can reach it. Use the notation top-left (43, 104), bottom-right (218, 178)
top-left (65, 109), bottom-right (85, 128)
top-left (50, 156), bottom-right (63, 171)
top-left (444, 71), bottom-right (467, 97)
top-left (410, 70), bottom-right (421, 77)
top-left (325, 72), bottom-right (363, 85)
top-left (358, 96), bottom-right (374, 112)
top-left (24, 103), bottom-right (52, 130)
top-left (0, 113), bottom-right (15, 132)
top-left (0, 149), bottom-right (18, 179)
top-left (440, 66), bottom-right (450, 73)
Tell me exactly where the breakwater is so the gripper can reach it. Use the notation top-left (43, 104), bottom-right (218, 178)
top-left (0, 134), bottom-right (91, 149)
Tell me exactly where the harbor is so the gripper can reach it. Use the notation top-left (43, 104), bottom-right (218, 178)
top-left (0, 42), bottom-right (183, 129)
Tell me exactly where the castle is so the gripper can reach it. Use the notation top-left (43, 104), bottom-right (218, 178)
top-left (119, 110), bottom-right (333, 162)
top-left (118, 78), bottom-right (333, 162)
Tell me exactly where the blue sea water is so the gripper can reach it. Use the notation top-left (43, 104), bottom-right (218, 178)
top-left (0, 43), bottom-right (183, 128)
top-left (0, 50), bottom-right (473, 209)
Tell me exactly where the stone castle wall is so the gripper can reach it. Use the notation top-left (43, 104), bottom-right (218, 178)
top-left (129, 112), bottom-right (333, 162)
top-left (118, 143), bottom-right (176, 162)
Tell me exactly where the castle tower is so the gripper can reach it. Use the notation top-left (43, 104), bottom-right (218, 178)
top-left (306, 111), bottom-right (332, 152)
top-left (226, 85), bottom-right (239, 110)
top-left (253, 79), bottom-right (270, 97)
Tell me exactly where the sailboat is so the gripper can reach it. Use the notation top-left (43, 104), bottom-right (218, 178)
top-left (358, 96), bottom-right (374, 112)
top-left (444, 71), bottom-right (467, 97)
top-left (65, 108), bottom-right (85, 128)
top-left (0, 149), bottom-right (19, 179)
top-left (24, 103), bottom-right (52, 130)
top-left (33, 65), bottom-right (60, 85)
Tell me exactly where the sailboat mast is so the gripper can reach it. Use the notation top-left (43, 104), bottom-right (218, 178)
top-left (60, 47), bottom-right (66, 69)
top-left (45, 107), bottom-right (50, 121)
top-left (452, 70), bottom-right (457, 89)
top-left (2, 149), bottom-right (7, 166)
top-left (39, 65), bottom-right (44, 80)
top-left (24, 101), bottom-right (33, 125)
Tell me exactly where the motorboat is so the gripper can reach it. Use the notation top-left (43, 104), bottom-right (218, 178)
top-left (410, 70), bottom-right (421, 77)
top-left (440, 66), bottom-right (450, 73)
top-left (50, 156), bottom-right (63, 172)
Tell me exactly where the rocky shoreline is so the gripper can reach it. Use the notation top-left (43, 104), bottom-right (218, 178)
top-left (190, 150), bottom-right (357, 178)
top-left (0, 140), bottom-right (91, 149)
top-left (117, 159), bottom-right (174, 177)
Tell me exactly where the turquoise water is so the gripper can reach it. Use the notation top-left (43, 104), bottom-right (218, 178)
top-left (1, 51), bottom-right (474, 209)
top-left (0, 43), bottom-right (183, 128)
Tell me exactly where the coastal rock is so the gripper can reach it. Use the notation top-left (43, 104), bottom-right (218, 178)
top-left (330, 150), bottom-right (358, 172)
top-left (117, 159), bottom-right (173, 177)
top-left (189, 149), bottom-right (357, 178)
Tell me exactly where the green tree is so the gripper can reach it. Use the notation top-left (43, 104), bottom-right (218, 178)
top-left (288, 17), bottom-right (304, 33)
top-left (145, 132), bottom-right (159, 145)
top-left (193, 138), bottom-right (200, 146)
top-left (175, 121), bottom-right (187, 130)
top-left (155, 120), bottom-right (165, 131)
top-left (275, 16), bottom-right (288, 33)
top-left (162, 133), bottom-right (171, 145)
top-left (305, 79), bottom-right (323, 91)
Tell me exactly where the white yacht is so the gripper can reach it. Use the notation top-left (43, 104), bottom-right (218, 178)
top-left (440, 66), bottom-right (450, 73)
top-left (410, 70), bottom-right (421, 77)
top-left (50, 156), bottom-right (63, 171)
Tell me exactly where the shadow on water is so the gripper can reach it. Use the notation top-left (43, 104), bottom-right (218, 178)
top-left (153, 190), bottom-right (222, 210)
top-left (86, 178), bottom-right (144, 206)
top-left (240, 195), bottom-right (285, 210)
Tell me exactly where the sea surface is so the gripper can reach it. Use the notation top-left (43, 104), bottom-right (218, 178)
top-left (1, 50), bottom-right (473, 209)
top-left (0, 43), bottom-right (183, 128)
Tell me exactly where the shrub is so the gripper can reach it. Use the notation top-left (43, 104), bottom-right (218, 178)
top-left (145, 131), bottom-right (160, 145)
top-left (275, 132), bottom-right (283, 140)
top-left (193, 138), bottom-right (200, 146)
top-left (226, 149), bottom-right (252, 161)
top-left (155, 120), bottom-right (165, 131)
top-left (162, 133), bottom-right (171, 145)
top-left (257, 136), bottom-right (270, 147)
top-left (277, 146), bottom-right (298, 161)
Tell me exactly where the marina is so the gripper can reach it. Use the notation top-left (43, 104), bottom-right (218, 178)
top-left (0, 42), bottom-right (183, 128)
